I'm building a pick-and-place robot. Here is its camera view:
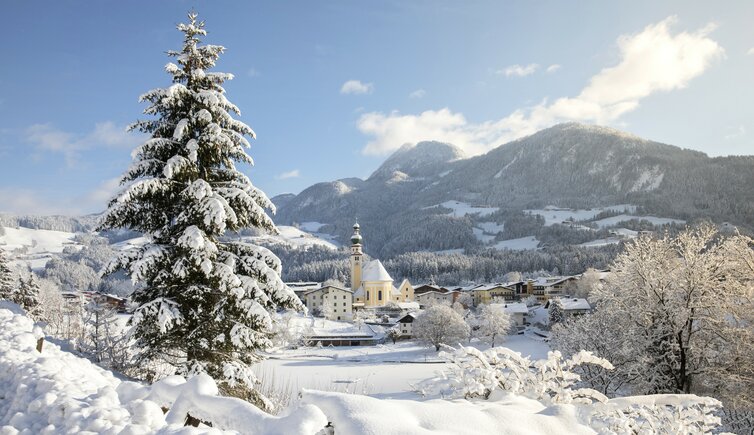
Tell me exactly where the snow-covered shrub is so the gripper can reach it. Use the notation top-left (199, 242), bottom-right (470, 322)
top-left (523, 295), bottom-right (538, 307)
top-left (271, 310), bottom-right (311, 349)
top-left (587, 394), bottom-right (723, 435)
top-left (418, 345), bottom-right (613, 404)
top-left (79, 301), bottom-right (130, 371)
top-left (386, 327), bottom-right (401, 344)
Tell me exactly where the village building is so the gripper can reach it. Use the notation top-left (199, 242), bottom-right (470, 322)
top-left (470, 283), bottom-right (516, 306)
top-left (303, 285), bottom-right (353, 321)
top-left (396, 312), bottom-right (417, 337)
top-left (501, 302), bottom-right (529, 327)
top-left (414, 285), bottom-right (457, 307)
top-left (529, 276), bottom-right (579, 302)
top-left (286, 281), bottom-right (321, 304)
top-left (546, 297), bottom-right (592, 316)
top-left (306, 323), bottom-right (382, 346)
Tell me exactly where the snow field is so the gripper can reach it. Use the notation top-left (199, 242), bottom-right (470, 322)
top-left (524, 205), bottom-right (636, 226)
top-left (492, 236), bottom-right (540, 251)
top-left (0, 226), bottom-right (81, 270)
top-left (592, 214), bottom-right (685, 228)
top-left (427, 201), bottom-right (499, 218)
top-left (244, 225), bottom-right (338, 250)
top-left (258, 336), bottom-right (550, 400)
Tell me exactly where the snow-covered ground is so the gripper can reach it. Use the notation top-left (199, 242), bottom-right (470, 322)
top-left (592, 214), bottom-right (685, 228)
top-left (427, 200), bottom-right (499, 218)
top-left (477, 221), bottom-right (505, 234)
top-left (243, 225), bottom-right (338, 250)
top-left (579, 237), bottom-right (623, 247)
top-left (0, 308), bottom-right (724, 434)
top-left (0, 226), bottom-right (81, 270)
top-left (472, 227), bottom-right (497, 243)
top-left (259, 335), bottom-right (549, 400)
top-left (492, 236), bottom-right (540, 251)
top-left (524, 205), bottom-right (636, 226)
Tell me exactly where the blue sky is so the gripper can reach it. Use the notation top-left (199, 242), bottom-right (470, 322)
top-left (1, 0), bottom-right (752, 215)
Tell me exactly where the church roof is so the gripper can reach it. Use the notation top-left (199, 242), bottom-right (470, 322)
top-left (361, 260), bottom-right (393, 282)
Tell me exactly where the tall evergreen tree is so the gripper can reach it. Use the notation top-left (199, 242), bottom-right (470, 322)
top-left (0, 249), bottom-right (15, 300)
top-left (99, 12), bottom-right (302, 396)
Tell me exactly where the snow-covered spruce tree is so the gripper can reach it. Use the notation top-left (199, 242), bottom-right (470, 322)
top-left (99, 13), bottom-right (302, 400)
top-left (0, 249), bottom-right (15, 300)
top-left (548, 299), bottom-right (564, 326)
top-left (14, 274), bottom-right (41, 319)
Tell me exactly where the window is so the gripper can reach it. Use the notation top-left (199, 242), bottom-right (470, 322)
top-left (367, 291), bottom-right (370, 300)
top-left (378, 290), bottom-right (382, 300)
top-left (334, 303), bottom-right (337, 307)
top-left (343, 295), bottom-right (346, 299)
top-left (343, 303), bottom-right (346, 306)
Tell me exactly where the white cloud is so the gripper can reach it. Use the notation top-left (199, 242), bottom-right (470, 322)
top-left (498, 63), bottom-right (539, 77)
top-left (409, 89), bottom-right (426, 99)
top-left (546, 64), bottom-right (561, 73)
top-left (358, 16), bottom-right (723, 156)
top-left (0, 178), bottom-right (122, 216)
top-left (276, 169), bottom-right (301, 180)
top-left (0, 188), bottom-right (63, 215)
top-left (340, 80), bottom-right (374, 95)
top-left (748, 47), bottom-right (754, 55)
top-left (84, 177), bottom-right (122, 206)
top-left (248, 67), bottom-right (261, 77)
top-left (25, 122), bottom-right (140, 167)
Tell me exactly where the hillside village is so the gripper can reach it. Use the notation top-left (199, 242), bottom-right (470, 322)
top-left (285, 223), bottom-right (596, 346)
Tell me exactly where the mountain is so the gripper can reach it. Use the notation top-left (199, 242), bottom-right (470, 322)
top-left (273, 123), bottom-right (754, 258)
top-left (369, 141), bottom-right (465, 181)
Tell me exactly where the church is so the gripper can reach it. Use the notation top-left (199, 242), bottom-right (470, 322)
top-left (349, 223), bottom-right (414, 308)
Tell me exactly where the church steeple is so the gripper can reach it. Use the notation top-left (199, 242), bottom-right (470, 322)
top-left (350, 223), bottom-right (363, 292)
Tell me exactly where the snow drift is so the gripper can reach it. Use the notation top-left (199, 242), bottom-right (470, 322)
top-left (0, 308), bottom-right (724, 434)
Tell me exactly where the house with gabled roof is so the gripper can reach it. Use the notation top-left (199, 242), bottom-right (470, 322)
top-left (304, 284), bottom-right (354, 321)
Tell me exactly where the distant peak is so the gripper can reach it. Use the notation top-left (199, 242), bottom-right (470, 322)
top-left (544, 122), bottom-right (647, 141)
top-left (370, 141), bottom-right (465, 180)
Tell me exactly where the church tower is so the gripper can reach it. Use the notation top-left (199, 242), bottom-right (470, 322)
top-left (350, 223), bottom-right (363, 292)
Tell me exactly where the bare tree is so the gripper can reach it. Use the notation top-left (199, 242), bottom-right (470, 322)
top-left (414, 305), bottom-right (469, 351)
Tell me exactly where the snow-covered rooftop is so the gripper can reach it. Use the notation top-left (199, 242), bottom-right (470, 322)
top-left (558, 298), bottom-right (591, 311)
top-left (361, 260), bottom-right (392, 282)
top-left (491, 302), bottom-right (528, 314)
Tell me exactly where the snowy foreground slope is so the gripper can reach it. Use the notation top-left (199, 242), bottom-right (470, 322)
top-left (0, 308), bottom-right (724, 434)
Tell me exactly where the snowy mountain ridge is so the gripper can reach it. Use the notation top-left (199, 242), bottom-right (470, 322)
top-left (273, 122), bottom-right (754, 257)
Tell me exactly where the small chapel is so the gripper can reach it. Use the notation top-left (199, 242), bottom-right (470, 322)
top-left (349, 223), bottom-right (414, 308)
